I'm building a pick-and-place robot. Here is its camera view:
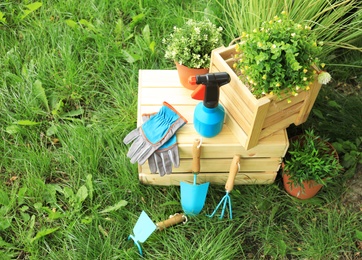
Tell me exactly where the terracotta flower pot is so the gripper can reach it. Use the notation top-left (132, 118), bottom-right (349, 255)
top-left (282, 173), bottom-right (323, 199)
top-left (175, 61), bottom-right (208, 90)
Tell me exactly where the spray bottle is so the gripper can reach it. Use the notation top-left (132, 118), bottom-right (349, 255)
top-left (190, 72), bottom-right (231, 138)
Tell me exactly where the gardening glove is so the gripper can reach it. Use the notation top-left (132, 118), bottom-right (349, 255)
top-left (142, 114), bottom-right (180, 176)
top-left (123, 102), bottom-right (187, 165)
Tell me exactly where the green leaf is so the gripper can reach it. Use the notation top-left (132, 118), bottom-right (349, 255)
top-left (122, 50), bottom-right (141, 63)
top-left (63, 187), bottom-right (74, 199)
top-left (79, 19), bottom-right (97, 32)
top-left (278, 240), bottom-right (287, 256)
top-left (159, 201), bottom-right (180, 207)
top-left (65, 19), bottom-right (78, 29)
top-left (46, 124), bottom-right (58, 136)
top-left (33, 79), bottom-right (50, 112)
top-left (149, 41), bottom-right (156, 54)
top-left (131, 13), bottom-right (145, 26)
top-left (99, 200), bottom-right (128, 214)
top-left (5, 125), bottom-right (21, 135)
top-left (76, 185), bottom-right (88, 204)
top-left (21, 2), bottom-right (43, 20)
top-left (31, 227), bottom-right (59, 243)
top-left (142, 24), bottom-right (151, 43)
top-left (0, 218), bottom-right (11, 231)
top-left (60, 108), bottom-right (83, 118)
top-left (14, 120), bottom-right (40, 126)
top-left (0, 189), bottom-right (10, 206)
top-left (312, 109), bottom-right (324, 120)
top-left (0, 11), bottom-right (7, 24)
top-left (356, 230), bottom-right (362, 240)
top-left (115, 19), bottom-right (123, 35)
top-left (85, 174), bottom-right (93, 202)
top-left (17, 187), bottom-right (27, 206)
top-left (327, 100), bottom-right (341, 109)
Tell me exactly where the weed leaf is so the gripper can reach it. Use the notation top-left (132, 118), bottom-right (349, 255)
top-left (100, 200), bottom-right (128, 214)
top-left (21, 2), bottom-right (43, 20)
top-left (356, 230), bottom-right (362, 240)
top-left (60, 108), bottom-right (84, 118)
top-left (5, 125), bottom-right (21, 135)
top-left (14, 120), bottom-right (40, 126)
top-left (33, 79), bottom-right (50, 112)
top-left (76, 185), bottom-right (88, 204)
top-left (85, 175), bottom-right (93, 202)
top-left (31, 227), bottom-right (60, 243)
top-left (0, 11), bottom-right (7, 24)
top-left (149, 41), bottom-right (155, 53)
top-left (65, 19), bottom-right (78, 29)
top-left (122, 50), bottom-right (141, 63)
top-left (46, 124), bottom-right (58, 136)
top-left (0, 189), bottom-right (10, 206)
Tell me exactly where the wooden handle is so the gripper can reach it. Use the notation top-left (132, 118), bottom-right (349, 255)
top-left (192, 139), bottom-right (201, 173)
top-left (156, 213), bottom-right (186, 231)
top-left (225, 154), bottom-right (240, 192)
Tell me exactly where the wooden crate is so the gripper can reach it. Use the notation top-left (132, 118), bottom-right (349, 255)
top-left (137, 70), bottom-right (289, 186)
top-left (210, 45), bottom-right (322, 150)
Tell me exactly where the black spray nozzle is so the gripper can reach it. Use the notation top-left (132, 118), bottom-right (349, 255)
top-left (195, 72), bottom-right (231, 108)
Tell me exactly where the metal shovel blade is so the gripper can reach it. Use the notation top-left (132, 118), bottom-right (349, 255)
top-left (180, 180), bottom-right (209, 216)
top-left (129, 211), bottom-right (157, 243)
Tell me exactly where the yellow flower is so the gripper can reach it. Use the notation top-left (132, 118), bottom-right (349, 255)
top-left (257, 42), bottom-right (263, 48)
top-left (303, 68), bottom-right (308, 73)
top-left (276, 82), bottom-right (281, 87)
top-left (262, 74), bottom-right (267, 80)
top-left (303, 77), bottom-right (307, 81)
top-left (321, 63), bottom-right (326, 68)
top-left (295, 86), bottom-right (300, 91)
top-left (287, 99), bottom-right (292, 103)
top-left (269, 91), bottom-right (274, 95)
top-left (306, 86), bottom-right (310, 91)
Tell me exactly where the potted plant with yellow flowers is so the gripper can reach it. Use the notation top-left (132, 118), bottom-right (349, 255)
top-left (209, 12), bottom-right (331, 150)
top-left (163, 19), bottom-right (223, 90)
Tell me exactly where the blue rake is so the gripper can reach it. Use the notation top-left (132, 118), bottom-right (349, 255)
top-left (208, 154), bottom-right (240, 220)
top-left (208, 191), bottom-right (232, 219)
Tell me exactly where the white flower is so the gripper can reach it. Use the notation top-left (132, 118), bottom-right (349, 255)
top-left (318, 71), bottom-right (332, 84)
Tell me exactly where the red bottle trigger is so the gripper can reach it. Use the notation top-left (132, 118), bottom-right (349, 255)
top-left (191, 84), bottom-right (205, 100)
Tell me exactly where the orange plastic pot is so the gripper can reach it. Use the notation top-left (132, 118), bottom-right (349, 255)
top-left (282, 173), bottom-right (323, 200)
top-left (175, 61), bottom-right (208, 90)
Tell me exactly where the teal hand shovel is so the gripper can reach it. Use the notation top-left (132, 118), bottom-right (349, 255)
top-left (180, 139), bottom-right (209, 216)
top-left (128, 211), bottom-right (186, 256)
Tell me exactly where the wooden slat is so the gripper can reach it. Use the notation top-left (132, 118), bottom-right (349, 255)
top-left (140, 157), bottom-right (281, 173)
top-left (246, 98), bottom-right (270, 150)
top-left (139, 70), bottom-right (182, 87)
top-left (295, 77), bottom-right (322, 125)
top-left (263, 102), bottom-right (303, 129)
top-left (139, 171), bottom-right (278, 185)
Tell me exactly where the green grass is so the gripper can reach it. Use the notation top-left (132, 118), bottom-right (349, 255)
top-left (0, 0), bottom-right (361, 259)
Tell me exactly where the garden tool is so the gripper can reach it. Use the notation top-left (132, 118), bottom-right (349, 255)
top-left (128, 211), bottom-right (187, 256)
top-left (190, 72), bottom-right (230, 138)
top-left (142, 114), bottom-right (180, 176)
top-left (123, 101), bottom-right (187, 165)
top-left (208, 154), bottom-right (240, 219)
top-left (180, 139), bottom-right (209, 216)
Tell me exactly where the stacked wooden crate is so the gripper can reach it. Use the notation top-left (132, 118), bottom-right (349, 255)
top-left (137, 70), bottom-right (289, 185)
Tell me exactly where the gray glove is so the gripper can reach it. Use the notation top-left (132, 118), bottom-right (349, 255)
top-left (143, 114), bottom-right (180, 176)
top-left (123, 102), bottom-right (187, 165)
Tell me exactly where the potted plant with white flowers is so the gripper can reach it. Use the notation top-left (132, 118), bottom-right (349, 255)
top-left (163, 19), bottom-right (223, 90)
